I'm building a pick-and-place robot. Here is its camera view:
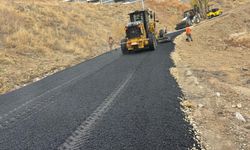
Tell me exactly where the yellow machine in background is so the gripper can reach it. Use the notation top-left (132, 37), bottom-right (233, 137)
top-left (207, 2), bottom-right (223, 19)
top-left (207, 8), bottom-right (223, 18)
top-left (120, 10), bottom-right (157, 54)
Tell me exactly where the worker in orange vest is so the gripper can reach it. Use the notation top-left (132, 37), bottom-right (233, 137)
top-left (186, 25), bottom-right (193, 42)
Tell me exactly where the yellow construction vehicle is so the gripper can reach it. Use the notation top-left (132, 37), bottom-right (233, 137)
top-left (207, 8), bottom-right (222, 19)
top-left (207, 2), bottom-right (223, 19)
top-left (120, 10), bottom-right (158, 54)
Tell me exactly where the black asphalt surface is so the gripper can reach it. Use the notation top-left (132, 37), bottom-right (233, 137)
top-left (0, 30), bottom-right (200, 150)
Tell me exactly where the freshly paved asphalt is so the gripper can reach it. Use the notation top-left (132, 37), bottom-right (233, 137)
top-left (0, 30), bottom-right (200, 150)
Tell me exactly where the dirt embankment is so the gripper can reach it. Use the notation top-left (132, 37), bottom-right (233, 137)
top-left (171, 2), bottom-right (250, 150)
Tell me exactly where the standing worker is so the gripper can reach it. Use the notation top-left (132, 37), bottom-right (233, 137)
top-left (186, 25), bottom-right (193, 42)
top-left (108, 36), bottom-right (114, 50)
top-left (164, 26), bottom-right (168, 34)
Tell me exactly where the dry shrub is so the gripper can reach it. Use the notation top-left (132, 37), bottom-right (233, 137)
top-left (0, 8), bottom-right (22, 34)
top-left (5, 28), bottom-right (32, 48)
top-left (0, 53), bottom-right (14, 65)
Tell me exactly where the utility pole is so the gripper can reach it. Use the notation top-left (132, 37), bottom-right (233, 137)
top-left (141, 0), bottom-right (145, 10)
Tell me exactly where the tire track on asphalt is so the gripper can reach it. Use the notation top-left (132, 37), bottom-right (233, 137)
top-left (58, 52), bottom-right (151, 150)
top-left (0, 95), bottom-right (57, 129)
top-left (0, 53), bottom-right (122, 130)
top-left (58, 72), bottom-right (135, 150)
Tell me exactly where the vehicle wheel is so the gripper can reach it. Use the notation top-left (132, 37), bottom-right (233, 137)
top-left (195, 17), bottom-right (200, 24)
top-left (196, 14), bottom-right (201, 23)
top-left (187, 19), bottom-right (193, 26)
top-left (159, 29), bottom-right (164, 38)
top-left (166, 36), bottom-right (172, 42)
top-left (120, 39), bottom-right (129, 54)
top-left (149, 34), bottom-right (156, 51)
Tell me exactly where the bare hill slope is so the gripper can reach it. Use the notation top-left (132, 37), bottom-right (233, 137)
top-left (172, 2), bottom-right (250, 150)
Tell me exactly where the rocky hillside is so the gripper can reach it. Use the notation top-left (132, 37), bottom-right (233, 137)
top-left (171, 2), bottom-right (250, 150)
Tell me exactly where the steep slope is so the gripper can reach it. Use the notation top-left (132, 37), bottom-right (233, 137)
top-left (172, 2), bottom-right (250, 150)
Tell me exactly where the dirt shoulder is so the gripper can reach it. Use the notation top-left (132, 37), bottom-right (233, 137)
top-left (171, 2), bottom-right (250, 150)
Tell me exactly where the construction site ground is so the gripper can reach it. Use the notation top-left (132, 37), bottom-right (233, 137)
top-left (171, 2), bottom-right (250, 150)
top-left (0, 0), bottom-right (187, 94)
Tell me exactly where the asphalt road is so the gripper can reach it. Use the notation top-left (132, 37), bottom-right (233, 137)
top-left (0, 30), bottom-right (200, 150)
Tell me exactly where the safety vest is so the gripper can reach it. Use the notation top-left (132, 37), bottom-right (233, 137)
top-left (186, 27), bottom-right (191, 35)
